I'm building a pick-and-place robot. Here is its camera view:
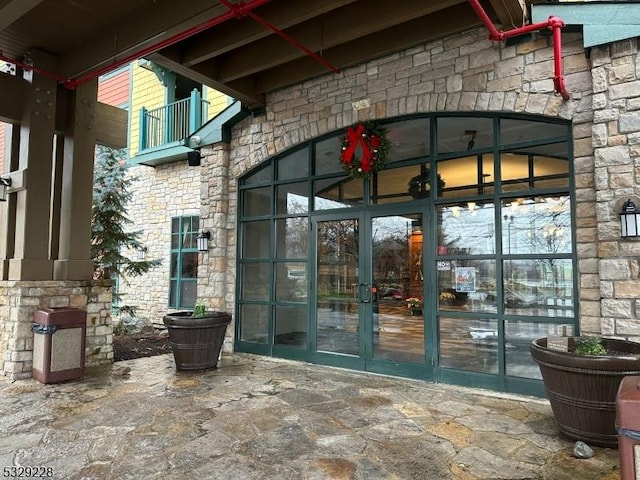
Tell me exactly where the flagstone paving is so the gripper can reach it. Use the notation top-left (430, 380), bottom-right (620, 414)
top-left (0, 353), bottom-right (620, 479)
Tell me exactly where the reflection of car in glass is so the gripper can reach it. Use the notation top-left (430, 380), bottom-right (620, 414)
top-left (469, 328), bottom-right (497, 340)
top-left (469, 327), bottom-right (498, 354)
top-left (287, 270), bottom-right (306, 280)
top-left (504, 291), bottom-right (543, 308)
top-left (378, 287), bottom-right (403, 300)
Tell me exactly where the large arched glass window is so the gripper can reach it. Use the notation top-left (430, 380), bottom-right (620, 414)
top-left (235, 112), bottom-right (575, 395)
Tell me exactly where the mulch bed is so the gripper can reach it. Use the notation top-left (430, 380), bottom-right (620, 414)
top-left (113, 332), bottom-right (171, 361)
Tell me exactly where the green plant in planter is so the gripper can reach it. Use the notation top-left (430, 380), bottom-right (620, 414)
top-left (531, 335), bottom-right (640, 447)
top-left (574, 336), bottom-right (607, 356)
top-left (193, 300), bottom-right (207, 318)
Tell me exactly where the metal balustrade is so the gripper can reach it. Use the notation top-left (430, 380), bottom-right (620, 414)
top-left (139, 89), bottom-right (209, 151)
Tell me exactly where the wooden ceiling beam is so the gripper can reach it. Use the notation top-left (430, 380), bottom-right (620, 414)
top-left (0, 0), bottom-right (45, 30)
top-left (147, 51), bottom-right (265, 109)
top-left (0, 72), bottom-right (24, 123)
top-left (179, 0), bottom-right (357, 66)
top-left (488, 0), bottom-right (528, 29)
top-left (212, 0), bottom-right (468, 83)
top-left (94, 103), bottom-right (128, 149)
top-left (250, 3), bottom-right (482, 95)
top-left (58, 0), bottom-right (231, 80)
top-left (0, 77), bottom-right (126, 147)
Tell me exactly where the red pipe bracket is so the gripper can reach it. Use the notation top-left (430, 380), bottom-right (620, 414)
top-left (467, 0), bottom-right (570, 100)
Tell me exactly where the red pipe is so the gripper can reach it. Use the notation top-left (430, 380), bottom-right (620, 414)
top-left (66, 0), bottom-right (272, 89)
top-left (0, 51), bottom-right (67, 83)
top-left (467, 0), bottom-right (570, 100)
top-left (551, 21), bottom-right (568, 100)
top-left (3, 0), bottom-right (341, 90)
top-left (0, 0), bottom-right (271, 89)
top-left (218, 0), bottom-right (340, 74)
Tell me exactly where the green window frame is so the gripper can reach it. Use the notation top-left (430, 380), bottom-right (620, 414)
top-left (236, 112), bottom-right (576, 395)
top-left (169, 215), bottom-right (200, 309)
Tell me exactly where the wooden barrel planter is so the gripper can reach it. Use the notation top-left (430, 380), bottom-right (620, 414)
top-left (531, 337), bottom-right (640, 448)
top-left (163, 311), bottom-right (232, 371)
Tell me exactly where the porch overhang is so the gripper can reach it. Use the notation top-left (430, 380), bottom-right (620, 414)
top-left (0, 0), bottom-right (527, 111)
top-left (134, 143), bottom-right (195, 167)
top-left (186, 100), bottom-right (252, 148)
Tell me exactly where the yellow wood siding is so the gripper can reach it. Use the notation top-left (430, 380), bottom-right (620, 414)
top-left (130, 63), bottom-right (166, 156)
top-left (204, 87), bottom-right (230, 121)
top-left (130, 63), bottom-right (232, 156)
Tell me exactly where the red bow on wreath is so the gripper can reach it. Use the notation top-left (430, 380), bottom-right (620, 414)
top-left (340, 121), bottom-right (390, 178)
top-left (341, 124), bottom-right (372, 171)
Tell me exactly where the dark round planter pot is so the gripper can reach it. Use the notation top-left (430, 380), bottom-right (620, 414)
top-left (163, 311), bottom-right (232, 371)
top-left (531, 337), bottom-right (640, 448)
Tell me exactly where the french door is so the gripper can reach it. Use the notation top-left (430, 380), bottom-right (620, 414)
top-left (312, 209), bottom-right (429, 377)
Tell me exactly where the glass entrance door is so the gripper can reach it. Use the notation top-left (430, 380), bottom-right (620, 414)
top-left (371, 213), bottom-right (425, 366)
top-left (315, 217), bottom-right (362, 356)
top-left (313, 211), bottom-right (426, 374)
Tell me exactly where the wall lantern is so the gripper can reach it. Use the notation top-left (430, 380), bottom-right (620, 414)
top-left (0, 177), bottom-right (11, 202)
top-left (197, 230), bottom-right (211, 252)
top-left (620, 199), bottom-right (640, 238)
top-left (136, 246), bottom-right (148, 261)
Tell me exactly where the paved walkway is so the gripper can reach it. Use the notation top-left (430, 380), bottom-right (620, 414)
top-left (0, 353), bottom-right (620, 479)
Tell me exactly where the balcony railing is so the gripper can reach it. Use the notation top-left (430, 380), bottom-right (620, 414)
top-left (139, 89), bottom-right (209, 151)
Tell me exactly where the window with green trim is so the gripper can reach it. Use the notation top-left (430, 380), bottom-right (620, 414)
top-left (169, 216), bottom-right (199, 309)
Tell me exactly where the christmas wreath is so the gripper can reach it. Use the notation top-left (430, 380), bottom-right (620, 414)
top-left (340, 121), bottom-right (391, 178)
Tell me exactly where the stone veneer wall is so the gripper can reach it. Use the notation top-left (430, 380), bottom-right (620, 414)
top-left (590, 39), bottom-right (640, 341)
top-left (124, 28), bottom-right (640, 347)
top-left (196, 143), bottom-right (235, 352)
top-left (0, 280), bottom-right (113, 380)
top-left (196, 25), bottom-right (617, 343)
top-left (121, 161), bottom-right (200, 323)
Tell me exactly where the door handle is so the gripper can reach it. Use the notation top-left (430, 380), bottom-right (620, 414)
top-left (358, 283), bottom-right (372, 303)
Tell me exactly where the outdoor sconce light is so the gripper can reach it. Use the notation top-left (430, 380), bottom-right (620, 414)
top-left (136, 246), bottom-right (148, 260)
top-left (0, 177), bottom-right (11, 202)
top-left (197, 230), bottom-right (211, 252)
top-left (620, 199), bottom-right (640, 238)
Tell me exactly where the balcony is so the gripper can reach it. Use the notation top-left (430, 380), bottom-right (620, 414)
top-left (135, 89), bottom-right (209, 166)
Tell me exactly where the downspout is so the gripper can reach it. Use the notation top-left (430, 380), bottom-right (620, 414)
top-left (467, 0), bottom-right (570, 101)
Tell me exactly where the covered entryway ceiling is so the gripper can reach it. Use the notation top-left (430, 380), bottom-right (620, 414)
top-left (0, 0), bottom-right (526, 109)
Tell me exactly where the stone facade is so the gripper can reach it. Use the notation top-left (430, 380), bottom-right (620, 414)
top-left (191, 27), bottom-right (639, 345)
top-left (119, 27), bottom-right (640, 352)
top-left (590, 40), bottom-right (640, 340)
top-left (120, 161), bottom-right (201, 323)
top-left (0, 280), bottom-right (113, 380)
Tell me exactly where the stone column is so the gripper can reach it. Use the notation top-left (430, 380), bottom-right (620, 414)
top-left (199, 143), bottom-right (230, 308)
top-left (54, 79), bottom-right (98, 280)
